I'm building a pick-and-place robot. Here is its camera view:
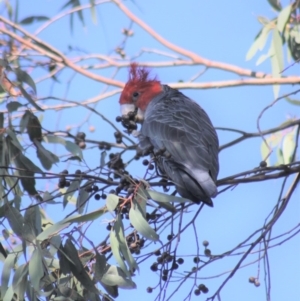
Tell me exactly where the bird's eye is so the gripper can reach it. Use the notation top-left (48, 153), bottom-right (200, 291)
top-left (132, 91), bottom-right (140, 101)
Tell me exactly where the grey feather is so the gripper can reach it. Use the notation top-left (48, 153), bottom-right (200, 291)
top-left (138, 85), bottom-right (219, 206)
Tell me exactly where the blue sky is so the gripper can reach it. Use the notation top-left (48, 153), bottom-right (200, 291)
top-left (1, 0), bottom-right (299, 300)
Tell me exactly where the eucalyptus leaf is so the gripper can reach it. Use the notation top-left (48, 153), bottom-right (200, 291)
top-left (12, 263), bottom-right (28, 296)
top-left (15, 68), bottom-right (37, 94)
top-left (19, 15), bottom-right (49, 25)
top-left (1, 252), bottom-right (18, 298)
top-left (100, 150), bottom-right (106, 168)
top-left (106, 194), bottom-right (119, 212)
top-left (5, 204), bottom-right (24, 237)
top-left (36, 221), bottom-right (70, 241)
top-left (282, 132), bottom-right (296, 164)
top-left (129, 200), bottom-right (159, 241)
top-left (29, 248), bottom-right (44, 291)
top-left (43, 135), bottom-right (83, 159)
top-left (63, 179), bottom-right (81, 208)
top-left (35, 140), bottom-right (59, 170)
top-left (6, 128), bottom-right (23, 151)
top-left (101, 265), bottom-right (136, 289)
top-left (277, 4), bottom-right (291, 33)
top-left (77, 181), bottom-right (92, 214)
top-left (147, 189), bottom-right (191, 204)
top-left (18, 85), bottom-right (43, 111)
top-left (6, 101), bottom-right (23, 112)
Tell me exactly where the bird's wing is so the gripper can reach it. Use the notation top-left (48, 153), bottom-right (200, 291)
top-left (141, 86), bottom-right (219, 184)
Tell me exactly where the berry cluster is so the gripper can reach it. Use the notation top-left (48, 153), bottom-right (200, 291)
top-left (116, 111), bottom-right (138, 134)
top-left (75, 132), bottom-right (86, 149)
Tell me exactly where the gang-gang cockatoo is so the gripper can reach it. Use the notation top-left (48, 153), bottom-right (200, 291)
top-left (119, 63), bottom-right (219, 206)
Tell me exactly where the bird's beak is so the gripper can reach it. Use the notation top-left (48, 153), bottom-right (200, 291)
top-left (136, 108), bottom-right (145, 122)
top-left (120, 104), bottom-right (135, 116)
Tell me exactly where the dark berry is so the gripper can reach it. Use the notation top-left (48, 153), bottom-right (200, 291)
top-left (77, 132), bottom-right (86, 140)
top-left (171, 263), bottom-right (179, 270)
top-left (162, 269), bottom-right (168, 276)
top-left (106, 223), bottom-right (112, 231)
top-left (194, 289), bottom-right (201, 296)
top-left (146, 287), bottom-right (153, 293)
top-left (157, 257), bottom-right (163, 264)
top-left (114, 131), bottom-right (122, 138)
top-left (167, 234), bottom-right (173, 241)
top-left (260, 161), bottom-right (267, 168)
top-left (162, 275), bottom-right (168, 281)
top-left (79, 141), bottom-right (86, 149)
top-left (101, 193), bottom-right (107, 199)
top-left (204, 249), bottom-right (211, 257)
top-left (95, 194), bottom-right (101, 200)
top-left (142, 159), bottom-right (149, 166)
top-left (154, 249), bottom-right (161, 256)
top-left (150, 263), bottom-right (158, 272)
top-left (202, 240), bottom-right (209, 247)
top-left (116, 116), bottom-right (122, 122)
top-left (177, 258), bottom-right (184, 264)
top-left (148, 164), bottom-right (155, 170)
top-left (193, 257), bottom-right (200, 264)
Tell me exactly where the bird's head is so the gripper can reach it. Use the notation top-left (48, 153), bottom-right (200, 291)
top-left (119, 63), bottom-right (162, 121)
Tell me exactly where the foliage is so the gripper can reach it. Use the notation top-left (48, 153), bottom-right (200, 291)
top-left (0, 1), bottom-right (299, 301)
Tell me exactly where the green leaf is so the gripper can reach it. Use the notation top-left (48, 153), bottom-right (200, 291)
top-left (1, 252), bottom-right (17, 298)
top-left (3, 285), bottom-right (14, 301)
top-left (12, 263), bottom-right (28, 298)
top-left (285, 97), bottom-right (300, 106)
top-left (101, 265), bottom-right (136, 289)
top-left (43, 135), bottom-right (83, 159)
top-left (6, 128), bottom-right (23, 151)
top-left (63, 206), bottom-right (106, 224)
top-left (20, 111), bottom-right (31, 133)
top-left (63, 238), bottom-right (98, 293)
top-left (0, 112), bottom-right (3, 128)
top-left (110, 223), bottom-right (129, 276)
top-left (106, 194), bottom-right (119, 212)
top-left (63, 179), bottom-right (81, 208)
top-left (35, 141), bottom-right (59, 170)
top-left (36, 222), bottom-right (70, 241)
top-left (276, 147), bottom-right (284, 165)
top-left (5, 204), bottom-right (24, 237)
top-left (256, 44), bottom-right (274, 66)
top-left (271, 29), bottom-right (283, 99)
top-left (29, 248), bottom-right (44, 291)
top-left (21, 154), bottom-right (44, 174)
top-left (129, 199), bottom-right (159, 241)
top-left (267, 0), bottom-right (282, 11)
top-left (277, 4), bottom-right (292, 33)
top-left (89, 0), bottom-right (97, 24)
top-left (19, 15), bottom-right (49, 25)
top-left (15, 68), bottom-right (37, 95)
top-left (94, 253), bottom-right (120, 298)
top-left (260, 139), bottom-right (271, 166)
top-left (6, 101), bottom-right (23, 112)
top-left (100, 150), bottom-right (106, 168)
top-left (282, 132), bottom-right (296, 164)
top-left (18, 85), bottom-right (43, 111)
top-left (147, 189), bottom-right (191, 204)
top-left (246, 26), bottom-right (271, 61)
top-left (77, 181), bottom-right (91, 214)
top-left (272, 28), bottom-right (284, 72)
